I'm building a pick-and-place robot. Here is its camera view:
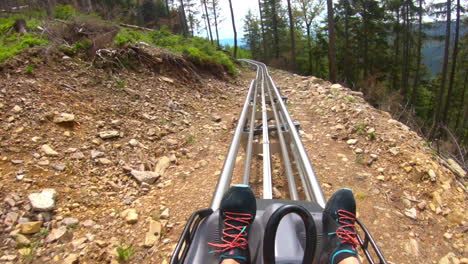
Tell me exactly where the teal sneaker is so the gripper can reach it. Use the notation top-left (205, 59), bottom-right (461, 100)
top-left (322, 189), bottom-right (359, 264)
top-left (208, 185), bottom-right (256, 264)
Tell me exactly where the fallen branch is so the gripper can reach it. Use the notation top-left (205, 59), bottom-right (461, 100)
top-left (0, 5), bottom-right (28, 13)
top-left (119, 23), bottom-right (154, 32)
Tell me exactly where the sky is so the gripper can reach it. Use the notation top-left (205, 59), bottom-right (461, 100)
top-left (197, 0), bottom-right (260, 40)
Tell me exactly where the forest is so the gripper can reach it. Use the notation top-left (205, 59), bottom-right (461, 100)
top-left (0, 0), bottom-right (467, 164)
top-left (242, 0), bottom-right (467, 163)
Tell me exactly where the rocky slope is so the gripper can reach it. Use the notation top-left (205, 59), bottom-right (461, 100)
top-left (0, 54), bottom-right (466, 264)
top-left (272, 69), bottom-right (467, 264)
top-left (0, 48), bottom-right (252, 263)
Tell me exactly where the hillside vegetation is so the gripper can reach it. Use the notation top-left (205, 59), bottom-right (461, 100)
top-left (0, 5), bottom-right (236, 75)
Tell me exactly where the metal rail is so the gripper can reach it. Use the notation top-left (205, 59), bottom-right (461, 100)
top-left (210, 60), bottom-right (325, 210)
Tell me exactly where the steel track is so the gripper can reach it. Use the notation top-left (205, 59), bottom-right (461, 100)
top-left (210, 60), bottom-right (325, 210)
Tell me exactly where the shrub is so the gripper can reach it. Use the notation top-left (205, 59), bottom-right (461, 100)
top-left (116, 243), bottom-right (134, 262)
top-left (113, 28), bottom-right (237, 74)
top-left (60, 39), bottom-right (93, 55)
top-left (0, 33), bottom-right (48, 62)
top-left (53, 5), bottom-right (76, 20)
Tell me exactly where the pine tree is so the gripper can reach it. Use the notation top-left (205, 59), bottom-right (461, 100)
top-left (228, 0), bottom-right (237, 57)
top-left (326, 0), bottom-right (337, 82)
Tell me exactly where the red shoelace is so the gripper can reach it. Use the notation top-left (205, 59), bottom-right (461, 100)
top-left (335, 209), bottom-right (359, 249)
top-left (208, 211), bottom-right (253, 253)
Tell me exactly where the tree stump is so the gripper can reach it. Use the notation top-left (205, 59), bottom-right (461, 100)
top-left (14, 19), bottom-right (27, 35)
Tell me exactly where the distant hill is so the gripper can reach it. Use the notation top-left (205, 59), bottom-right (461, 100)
top-left (219, 38), bottom-right (248, 49)
top-left (422, 21), bottom-right (467, 76)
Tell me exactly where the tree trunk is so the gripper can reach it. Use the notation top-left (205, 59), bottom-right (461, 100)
top-left (411, 0), bottom-right (423, 105)
top-left (401, 0), bottom-right (411, 99)
top-left (362, 0), bottom-right (369, 79)
top-left (165, 0), bottom-right (170, 15)
top-left (14, 19), bottom-right (27, 34)
top-left (306, 24), bottom-right (313, 75)
top-left (45, 0), bottom-right (53, 17)
top-left (212, 0), bottom-right (220, 47)
top-left (442, 0), bottom-right (460, 125)
top-left (136, 0), bottom-right (144, 26)
top-left (344, 1), bottom-right (350, 85)
top-left (432, 0), bottom-right (452, 138)
top-left (179, 0), bottom-right (188, 37)
top-left (286, 0), bottom-right (296, 71)
top-left (86, 0), bottom-right (92, 12)
top-left (271, 0), bottom-right (280, 59)
top-left (326, 0), bottom-right (337, 82)
top-left (392, 9), bottom-right (400, 91)
top-left (455, 71), bottom-right (467, 133)
top-left (202, 0), bottom-right (214, 45)
top-left (228, 0), bottom-right (237, 58)
top-left (258, 0), bottom-right (267, 60)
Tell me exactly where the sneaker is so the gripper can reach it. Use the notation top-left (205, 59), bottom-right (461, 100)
top-left (208, 184), bottom-right (257, 264)
top-left (322, 188), bottom-right (359, 264)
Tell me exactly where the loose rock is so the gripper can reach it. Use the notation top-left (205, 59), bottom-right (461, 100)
top-left (62, 217), bottom-right (79, 227)
top-left (144, 220), bottom-right (162, 248)
top-left (63, 254), bottom-right (79, 264)
top-left (28, 189), bottom-right (57, 211)
top-left (18, 221), bottom-right (43, 234)
top-left (121, 209), bottom-right (138, 224)
top-left (130, 170), bottom-right (160, 184)
top-left (53, 113), bottom-right (75, 123)
top-left (155, 156), bottom-right (171, 176)
top-left (99, 130), bottom-right (120, 139)
top-left (41, 144), bottom-right (59, 156)
top-left (46, 226), bottom-right (68, 243)
top-left (160, 208), bottom-right (170, 220)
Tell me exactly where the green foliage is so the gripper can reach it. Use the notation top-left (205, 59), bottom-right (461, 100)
top-left (114, 28), bottom-right (237, 74)
top-left (25, 64), bottom-right (35, 74)
top-left (0, 33), bottom-right (48, 63)
top-left (60, 39), bottom-right (93, 56)
top-left (355, 193), bottom-right (366, 200)
top-left (368, 131), bottom-right (376, 140)
top-left (116, 80), bottom-right (126, 89)
top-left (116, 243), bottom-right (135, 261)
top-left (354, 124), bottom-right (366, 135)
top-left (344, 96), bottom-right (356, 103)
top-left (0, 15), bottom-right (48, 63)
top-left (38, 227), bottom-right (49, 237)
top-left (355, 154), bottom-right (365, 164)
top-left (187, 135), bottom-right (195, 144)
top-left (53, 5), bottom-right (76, 20)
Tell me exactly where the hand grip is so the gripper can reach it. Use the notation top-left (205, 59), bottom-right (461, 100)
top-left (263, 204), bottom-right (317, 264)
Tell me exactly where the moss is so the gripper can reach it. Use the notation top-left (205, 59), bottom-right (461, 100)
top-left (0, 15), bottom-right (48, 63)
top-left (0, 33), bottom-right (48, 63)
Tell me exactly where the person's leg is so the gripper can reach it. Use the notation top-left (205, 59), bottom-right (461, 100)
top-left (221, 260), bottom-right (242, 264)
top-left (208, 184), bottom-right (257, 264)
top-left (322, 188), bottom-right (361, 264)
top-left (338, 256), bottom-right (361, 264)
